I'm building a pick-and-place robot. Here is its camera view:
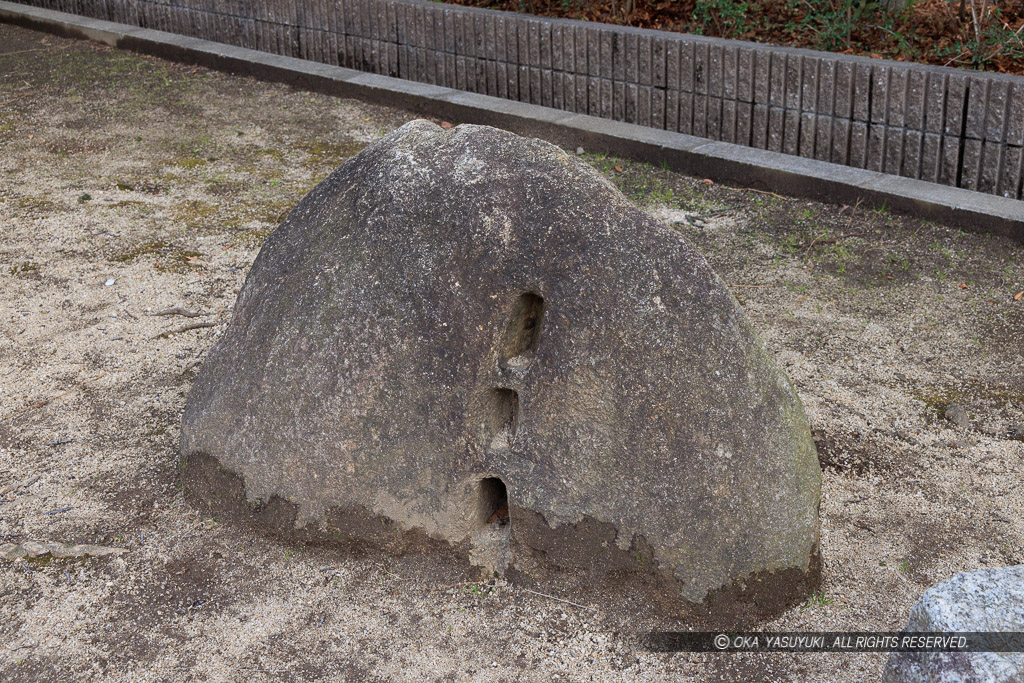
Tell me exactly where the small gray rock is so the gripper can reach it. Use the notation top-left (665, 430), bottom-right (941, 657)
top-left (944, 403), bottom-right (971, 430)
top-left (884, 565), bottom-right (1024, 682)
top-left (1007, 424), bottom-right (1024, 440)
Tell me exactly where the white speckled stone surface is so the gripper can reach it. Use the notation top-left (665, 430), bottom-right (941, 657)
top-left (884, 565), bottom-right (1024, 682)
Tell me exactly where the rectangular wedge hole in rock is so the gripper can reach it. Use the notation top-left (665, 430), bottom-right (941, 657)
top-left (482, 387), bottom-right (518, 451)
top-left (501, 292), bottom-right (545, 365)
top-left (479, 477), bottom-right (509, 527)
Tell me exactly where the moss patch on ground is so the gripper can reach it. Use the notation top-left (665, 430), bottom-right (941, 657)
top-left (111, 239), bottom-right (202, 273)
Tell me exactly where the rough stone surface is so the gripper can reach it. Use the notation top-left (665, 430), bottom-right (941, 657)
top-left (180, 120), bottom-right (820, 605)
top-left (884, 565), bottom-right (1024, 682)
top-left (944, 403), bottom-right (972, 430)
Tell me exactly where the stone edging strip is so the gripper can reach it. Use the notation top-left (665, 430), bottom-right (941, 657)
top-left (2, 0), bottom-right (1022, 239)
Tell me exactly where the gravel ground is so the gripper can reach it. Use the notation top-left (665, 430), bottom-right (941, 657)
top-left (1, 22), bottom-right (1022, 682)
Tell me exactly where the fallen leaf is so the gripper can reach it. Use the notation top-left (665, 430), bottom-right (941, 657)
top-left (0, 541), bottom-right (127, 561)
top-left (1015, 291), bottom-right (1023, 301)
top-left (614, 165), bottom-right (623, 172)
top-left (440, 121), bottom-right (454, 129)
top-left (702, 178), bottom-right (714, 185)
top-left (959, 283), bottom-right (968, 289)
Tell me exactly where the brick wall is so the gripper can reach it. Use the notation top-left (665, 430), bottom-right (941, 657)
top-left (20, 0), bottom-right (1024, 200)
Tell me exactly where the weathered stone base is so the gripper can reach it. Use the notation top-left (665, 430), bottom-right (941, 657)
top-left (181, 451), bottom-right (819, 625)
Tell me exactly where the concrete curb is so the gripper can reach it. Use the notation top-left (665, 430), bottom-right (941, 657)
top-left (2, 1), bottom-right (1022, 240)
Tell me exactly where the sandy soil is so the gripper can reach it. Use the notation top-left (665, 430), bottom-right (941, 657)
top-left (1, 22), bottom-right (1022, 682)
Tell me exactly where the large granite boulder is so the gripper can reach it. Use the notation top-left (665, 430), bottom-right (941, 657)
top-left (884, 565), bottom-right (1024, 682)
top-left (180, 121), bottom-right (820, 608)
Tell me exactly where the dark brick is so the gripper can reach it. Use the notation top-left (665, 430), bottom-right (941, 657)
top-left (626, 83), bottom-right (638, 124)
top-left (722, 45), bottom-right (737, 101)
top-left (737, 47), bottom-right (754, 103)
top-left (695, 41), bottom-right (709, 95)
top-left (905, 69), bottom-right (925, 131)
top-left (901, 130), bottom-right (922, 178)
top-left (693, 93), bottom-right (708, 138)
top-left (721, 99), bottom-right (736, 144)
top-left (574, 25), bottom-right (587, 78)
top-left (924, 71), bottom-right (947, 135)
top-left (496, 61), bottom-right (508, 98)
top-left (884, 127), bottom-right (904, 175)
top-left (784, 53), bottom-right (801, 110)
top-left (866, 123), bottom-right (886, 171)
top-left (680, 40), bottom-right (695, 93)
top-left (813, 113), bottom-right (831, 162)
top-left (964, 76), bottom-right (989, 140)
top-left (853, 63), bottom-right (871, 121)
top-left (505, 14), bottom-right (519, 65)
top-left (637, 84), bottom-right (652, 127)
top-left (983, 80), bottom-right (1010, 143)
top-left (665, 38), bottom-right (680, 91)
top-left (800, 56), bottom-right (818, 112)
top-left (679, 92), bottom-right (693, 134)
top-left (978, 140), bottom-right (1002, 194)
top-left (588, 26), bottom-right (601, 77)
top-left (652, 87), bottom-right (665, 130)
top-left (563, 72), bottom-right (576, 112)
top-left (959, 138), bottom-right (982, 190)
top-left (652, 36), bottom-right (666, 88)
top-left (833, 61), bottom-right (853, 119)
top-left (493, 14), bottom-right (506, 63)
top-left (575, 69), bottom-right (588, 112)
top-left (767, 106), bottom-right (784, 152)
top-left (613, 81), bottom-right (626, 121)
top-left (600, 28), bottom-right (613, 80)
top-left (751, 103), bottom-right (769, 149)
top-left (624, 32), bottom-right (638, 84)
top-left (1006, 83), bottom-right (1024, 146)
top-left (782, 109), bottom-right (799, 155)
top-left (638, 34), bottom-right (652, 86)
top-left (831, 118), bottom-right (850, 165)
top-left (938, 136), bottom-right (960, 186)
top-left (540, 20), bottom-right (552, 70)
top-left (666, 89), bottom-right (679, 131)
top-left (768, 51), bottom-right (784, 107)
top-left (485, 55), bottom-right (497, 96)
top-left (735, 101), bottom-right (753, 146)
top-left (849, 121), bottom-right (868, 167)
top-left (558, 20), bottom-right (572, 73)
top-left (706, 95), bottom-right (722, 140)
top-left (944, 74), bottom-right (969, 136)
top-left (887, 67), bottom-right (907, 127)
top-left (753, 47), bottom-right (770, 102)
top-left (527, 18), bottom-right (539, 67)
top-left (550, 23), bottom-right (561, 72)
top-left (921, 133), bottom-right (942, 183)
top-left (709, 44), bottom-right (722, 98)
top-left (997, 146), bottom-right (1022, 199)
top-left (798, 111), bottom-right (815, 157)
top-left (600, 77), bottom-right (613, 119)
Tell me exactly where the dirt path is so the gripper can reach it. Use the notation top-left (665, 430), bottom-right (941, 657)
top-left (1, 22), bottom-right (1022, 682)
